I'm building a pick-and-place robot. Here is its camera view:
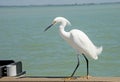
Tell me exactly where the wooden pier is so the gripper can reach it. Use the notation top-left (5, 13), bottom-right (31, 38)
top-left (0, 76), bottom-right (120, 82)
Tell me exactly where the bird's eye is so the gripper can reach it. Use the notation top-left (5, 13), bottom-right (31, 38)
top-left (53, 21), bottom-right (56, 24)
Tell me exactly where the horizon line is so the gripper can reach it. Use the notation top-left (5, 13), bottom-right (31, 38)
top-left (0, 2), bottom-right (120, 7)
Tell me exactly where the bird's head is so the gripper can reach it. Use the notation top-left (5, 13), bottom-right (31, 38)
top-left (44, 17), bottom-right (71, 31)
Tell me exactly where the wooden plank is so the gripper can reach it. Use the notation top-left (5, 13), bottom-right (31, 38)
top-left (0, 76), bottom-right (120, 82)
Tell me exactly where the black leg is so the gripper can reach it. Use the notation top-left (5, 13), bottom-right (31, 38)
top-left (71, 54), bottom-right (80, 77)
top-left (82, 54), bottom-right (89, 76)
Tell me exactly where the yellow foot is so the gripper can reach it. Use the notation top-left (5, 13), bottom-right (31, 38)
top-left (81, 75), bottom-right (92, 79)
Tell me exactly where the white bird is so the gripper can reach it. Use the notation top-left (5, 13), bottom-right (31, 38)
top-left (44, 17), bottom-right (103, 79)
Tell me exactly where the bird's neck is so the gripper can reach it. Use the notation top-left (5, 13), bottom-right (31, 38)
top-left (59, 21), bottom-right (67, 30)
top-left (59, 24), bottom-right (70, 39)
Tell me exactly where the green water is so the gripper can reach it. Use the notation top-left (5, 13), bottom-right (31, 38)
top-left (0, 4), bottom-right (120, 77)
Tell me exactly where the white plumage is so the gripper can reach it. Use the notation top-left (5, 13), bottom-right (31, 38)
top-left (44, 17), bottom-right (103, 78)
top-left (55, 17), bottom-right (103, 60)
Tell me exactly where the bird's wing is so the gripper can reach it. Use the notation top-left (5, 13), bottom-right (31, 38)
top-left (70, 29), bottom-right (94, 49)
top-left (70, 29), bottom-right (98, 59)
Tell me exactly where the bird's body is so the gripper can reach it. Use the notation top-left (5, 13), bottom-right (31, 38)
top-left (58, 18), bottom-right (102, 60)
top-left (44, 17), bottom-right (103, 79)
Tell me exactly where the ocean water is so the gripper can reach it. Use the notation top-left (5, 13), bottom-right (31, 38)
top-left (0, 4), bottom-right (120, 77)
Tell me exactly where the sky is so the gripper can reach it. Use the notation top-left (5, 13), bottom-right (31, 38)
top-left (0, 0), bottom-right (120, 6)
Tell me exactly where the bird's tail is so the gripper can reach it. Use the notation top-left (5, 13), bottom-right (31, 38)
top-left (97, 46), bottom-right (103, 55)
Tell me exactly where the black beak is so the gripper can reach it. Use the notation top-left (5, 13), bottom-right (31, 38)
top-left (44, 24), bottom-right (54, 32)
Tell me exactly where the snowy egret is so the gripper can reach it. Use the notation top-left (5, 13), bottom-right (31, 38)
top-left (44, 17), bottom-right (103, 79)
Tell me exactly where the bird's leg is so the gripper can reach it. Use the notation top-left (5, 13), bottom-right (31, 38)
top-left (64, 54), bottom-right (80, 81)
top-left (82, 54), bottom-right (89, 79)
top-left (71, 54), bottom-right (80, 77)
